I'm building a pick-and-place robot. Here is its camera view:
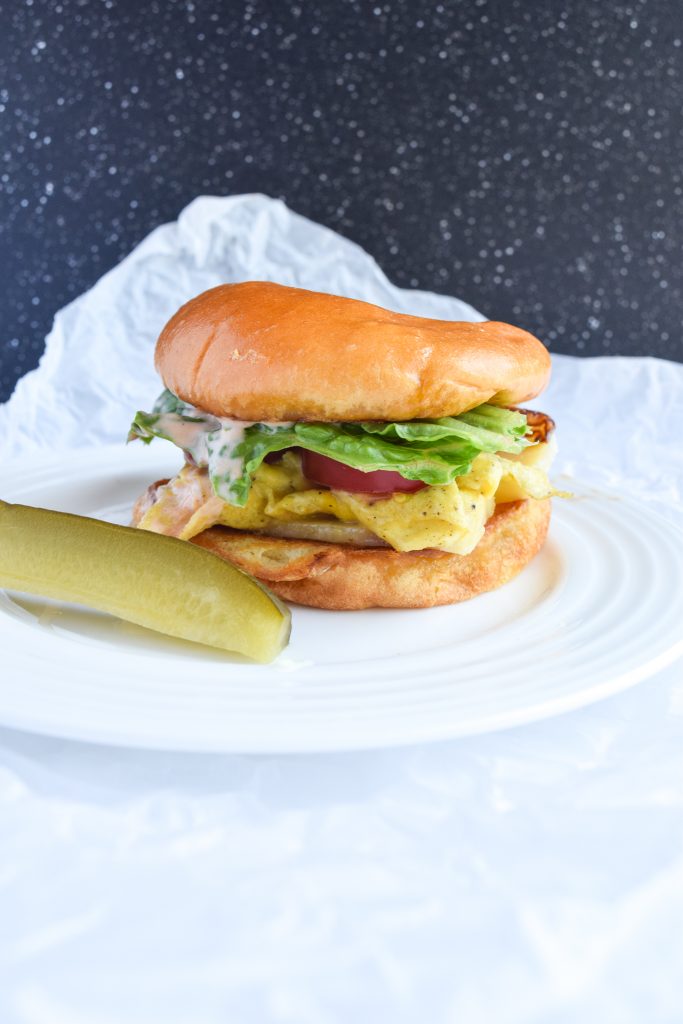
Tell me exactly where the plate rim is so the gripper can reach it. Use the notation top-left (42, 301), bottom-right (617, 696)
top-left (1, 445), bottom-right (682, 753)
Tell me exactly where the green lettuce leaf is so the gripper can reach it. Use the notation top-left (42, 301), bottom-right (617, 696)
top-left (128, 389), bottom-right (532, 507)
top-left (359, 409), bottom-right (528, 452)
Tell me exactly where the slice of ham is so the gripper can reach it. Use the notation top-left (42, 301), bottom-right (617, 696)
top-left (132, 465), bottom-right (225, 540)
top-left (130, 479), bottom-right (170, 525)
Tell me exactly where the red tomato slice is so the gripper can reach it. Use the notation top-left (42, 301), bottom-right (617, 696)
top-left (301, 450), bottom-right (426, 493)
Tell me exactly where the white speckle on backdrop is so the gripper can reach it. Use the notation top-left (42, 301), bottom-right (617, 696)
top-left (0, 195), bottom-right (682, 1023)
top-left (3, 0), bottom-right (682, 401)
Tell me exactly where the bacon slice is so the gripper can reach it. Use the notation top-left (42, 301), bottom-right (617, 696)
top-left (514, 408), bottom-right (556, 444)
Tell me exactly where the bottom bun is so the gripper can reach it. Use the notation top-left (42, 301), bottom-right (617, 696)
top-left (190, 498), bottom-right (551, 610)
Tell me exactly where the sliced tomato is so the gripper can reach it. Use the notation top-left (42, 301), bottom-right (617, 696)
top-left (301, 450), bottom-right (426, 493)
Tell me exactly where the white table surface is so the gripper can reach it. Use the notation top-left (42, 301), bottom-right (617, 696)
top-left (1, 660), bottom-right (682, 1023)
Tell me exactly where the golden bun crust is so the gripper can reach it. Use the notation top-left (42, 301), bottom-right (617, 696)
top-left (190, 498), bottom-right (551, 610)
top-left (155, 282), bottom-right (551, 421)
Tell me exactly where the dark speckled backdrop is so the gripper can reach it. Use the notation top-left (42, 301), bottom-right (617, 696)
top-left (1, 0), bottom-right (682, 401)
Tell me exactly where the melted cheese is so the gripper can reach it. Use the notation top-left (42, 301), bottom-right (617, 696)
top-left (137, 446), bottom-right (556, 554)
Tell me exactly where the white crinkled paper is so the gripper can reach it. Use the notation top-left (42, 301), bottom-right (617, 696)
top-left (0, 194), bottom-right (483, 457)
top-left (1, 194), bottom-right (683, 1024)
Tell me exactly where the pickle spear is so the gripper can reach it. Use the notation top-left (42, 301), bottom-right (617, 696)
top-left (0, 499), bottom-right (291, 662)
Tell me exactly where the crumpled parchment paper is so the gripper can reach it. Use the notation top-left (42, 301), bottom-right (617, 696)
top-left (1, 194), bottom-right (682, 1024)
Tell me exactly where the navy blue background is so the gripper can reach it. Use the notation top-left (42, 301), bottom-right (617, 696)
top-left (1, 0), bottom-right (682, 402)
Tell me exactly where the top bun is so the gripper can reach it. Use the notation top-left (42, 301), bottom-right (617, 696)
top-left (155, 282), bottom-right (551, 421)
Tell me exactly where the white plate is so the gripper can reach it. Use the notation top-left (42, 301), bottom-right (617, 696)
top-left (1, 445), bottom-right (682, 752)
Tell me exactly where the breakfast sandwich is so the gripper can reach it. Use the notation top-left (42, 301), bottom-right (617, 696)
top-left (129, 282), bottom-right (558, 609)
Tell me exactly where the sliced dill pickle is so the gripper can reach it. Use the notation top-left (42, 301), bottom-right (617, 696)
top-left (0, 500), bottom-right (290, 663)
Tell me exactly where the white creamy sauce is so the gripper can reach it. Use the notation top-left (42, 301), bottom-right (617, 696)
top-left (206, 419), bottom-right (295, 477)
top-left (152, 414), bottom-right (216, 461)
top-left (152, 408), bottom-right (294, 502)
top-left (206, 421), bottom-right (253, 480)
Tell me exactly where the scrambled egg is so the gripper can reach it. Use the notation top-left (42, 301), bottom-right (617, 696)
top-left (138, 446), bottom-right (556, 555)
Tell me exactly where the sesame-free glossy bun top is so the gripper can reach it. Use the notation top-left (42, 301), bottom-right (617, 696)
top-left (154, 282), bottom-right (551, 421)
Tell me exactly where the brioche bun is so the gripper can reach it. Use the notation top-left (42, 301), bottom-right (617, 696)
top-left (155, 282), bottom-right (550, 422)
top-left (190, 498), bottom-right (551, 610)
